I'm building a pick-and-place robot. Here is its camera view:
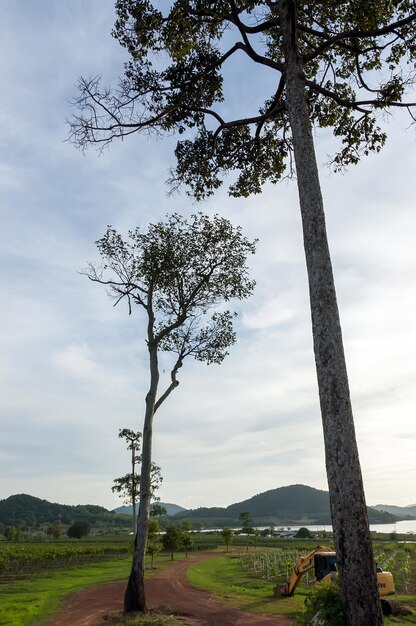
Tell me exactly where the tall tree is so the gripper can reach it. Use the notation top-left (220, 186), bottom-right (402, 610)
top-left (146, 518), bottom-right (162, 568)
top-left (180, 521), bottom-right (193, 557)
top-left (70, 3), bottom-right (416, 623)
top-left (239, 511), bottom-right (254, 551)
top-left (112, 428), bottom-right (163, 533)
top-left (221, 526), bottom-right (234, 552)
top-left (162, 524), bottom-right (182, 561)
top-left (85, 212), bottom-right (256, 612)
top-left (113, 428), bottom-right (141, 533)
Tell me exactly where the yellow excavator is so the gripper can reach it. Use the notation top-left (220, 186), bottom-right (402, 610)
top-left (275, 545), bottom-right (395, 598)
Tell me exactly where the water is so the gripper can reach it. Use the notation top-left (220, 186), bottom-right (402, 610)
top-left (257, 519), bottom-right (416, 535)
top-left (202, 519), bottom-right (416, 534)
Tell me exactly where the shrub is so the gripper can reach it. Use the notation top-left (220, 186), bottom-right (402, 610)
top-left (295, 580), bottom-right (344, 626)
top-left (4, 526), bottom-right (23, 542)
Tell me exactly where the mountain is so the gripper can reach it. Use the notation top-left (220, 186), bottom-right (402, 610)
top-left (113, 502), bottom-right (187, 517)
top-left (372, 504), bottom-right (416, 518)
top-left (1, 487), bottom-right (405, 531)
top-left (172, 484), bottom-right (401, 526)
top-left (0, 494), bottom-right (131, 529)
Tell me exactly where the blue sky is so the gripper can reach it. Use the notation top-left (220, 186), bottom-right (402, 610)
top-left (1, 1), bottom-right (416, 512)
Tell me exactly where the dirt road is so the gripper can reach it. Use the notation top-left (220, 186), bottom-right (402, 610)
top-left (47, 552), bottom-right (293, 626)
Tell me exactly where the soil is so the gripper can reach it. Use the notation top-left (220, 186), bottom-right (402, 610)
top-left (46, 552), bottom-right (294, 626)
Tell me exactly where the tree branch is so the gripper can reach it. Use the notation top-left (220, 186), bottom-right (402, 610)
top-left (303, 12), bottom-right (416, 62)
top-left (154, 356), bottom-right (183, 412)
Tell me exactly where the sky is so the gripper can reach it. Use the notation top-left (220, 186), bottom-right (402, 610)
top-left (1, 1), bottom-right (416, 513)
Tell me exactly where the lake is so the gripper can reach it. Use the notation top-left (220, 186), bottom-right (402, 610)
top-left (269, 519), bottom-right (416, 535)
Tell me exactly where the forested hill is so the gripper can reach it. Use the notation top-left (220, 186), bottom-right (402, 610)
top-left (113, 502), bottom-right (187, 517)
top-left (0, 494), bottom-right (131, 529)
top-left (172, 484), bottom-right (401, 526)
top-left (373, 503), bottom-right (416, 518)
top-left (1, 486), bottom-right (405, 530)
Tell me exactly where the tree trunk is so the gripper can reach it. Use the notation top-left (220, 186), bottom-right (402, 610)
top-left (132, 446), bottom-right (137, 535)
top-left (124, 344), bottom-right (159, 613)
top-left (278, 1), bottom-right (383, 624)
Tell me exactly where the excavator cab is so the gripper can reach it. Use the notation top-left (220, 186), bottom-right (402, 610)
top-left (314, 553), bottom-right (338, 582)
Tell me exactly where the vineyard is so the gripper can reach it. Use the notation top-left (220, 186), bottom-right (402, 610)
top-left (239, 542), bottom-right (416, 595)
top-left (0, 541), bottom-right (131, 583)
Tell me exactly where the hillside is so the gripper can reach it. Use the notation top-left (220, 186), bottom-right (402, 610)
top-left (114, 502), bottom-right (187, 517)
top-left (172, 484), bottom-right (400, 526)
top-left (0, 494), bottom-right (131, 529)
top-left (373, 504), bottom-right (416, 518)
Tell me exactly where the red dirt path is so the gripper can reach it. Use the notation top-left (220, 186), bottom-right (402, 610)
top-left (47, 552), bottom-right (294, 626)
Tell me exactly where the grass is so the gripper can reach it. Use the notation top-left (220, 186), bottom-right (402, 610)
top-left (0, 556), bottom-right (130, 626)
top-left (186, 553), bottom-right (416, 625)
top-left (0, 554), bottom-right (186, 626)
top-left (186, 553), bottom-right (305, 619)
top-left (384, 596), bottom-right (416, 625)
top-left (3, 547), bottom-right (416, 626)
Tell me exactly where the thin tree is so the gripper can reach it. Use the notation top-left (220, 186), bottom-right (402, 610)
top-left (112, 428), bottom-right (163, 533)
top-left (221, 526), bottom-right (233, 552)
top-left (112, 428), bottom-right (141, 533)
top-left (239, 511), bottom-right (254, 552)
top-left (70, 3), bottom-right (416, 623)
top-left (85, 212), bottom-right (256, 612)
top-left (146, 518), bottom-right (162, 568)
top-left (180, 521), bottom-right (193, 558)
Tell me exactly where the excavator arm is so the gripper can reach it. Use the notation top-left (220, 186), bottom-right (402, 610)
top-left (275, 545), bottom-right (395, 600)
top-left (276, 546), bottom-right (335, 597)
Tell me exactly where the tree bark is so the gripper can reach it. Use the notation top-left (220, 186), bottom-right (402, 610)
top-left (124, 343), bottom-right (159, 613)
top-left (132, 446), bottom-right (137, 535)
top-left (278, 1), bottom-right (383, 624)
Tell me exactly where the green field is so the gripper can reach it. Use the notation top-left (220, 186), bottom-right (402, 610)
top-left (2, 537), bottom-right (416, 625)
top-left (187, 553), bottom-right (306, 618)
top-left (0, 556), bottom-right (130, 626)
top-left (0, 540), bottom-right (186, 626)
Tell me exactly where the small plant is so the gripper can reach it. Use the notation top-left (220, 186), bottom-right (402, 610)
top-left (295, 580), bottom-right (344, 626)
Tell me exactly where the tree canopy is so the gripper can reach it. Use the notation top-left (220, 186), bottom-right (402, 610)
top-left (86, 212), bottom-right (256, 385)
top-left (70, 0), bottom-right (416, 198)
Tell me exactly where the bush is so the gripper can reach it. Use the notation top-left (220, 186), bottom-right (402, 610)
top-left (295, 581), bottom-right (344, 626)
top-left (67, 521), bottom-right (90, 538)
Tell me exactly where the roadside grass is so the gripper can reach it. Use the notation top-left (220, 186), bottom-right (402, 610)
top-left (0, 557), bottom-right (130, 626)
top-left (186, 553), bottom-right (305, 619)
top-left (0, 554), bottom-right (186, 626)
top-left (94, 609), bottom-right (183, 626)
